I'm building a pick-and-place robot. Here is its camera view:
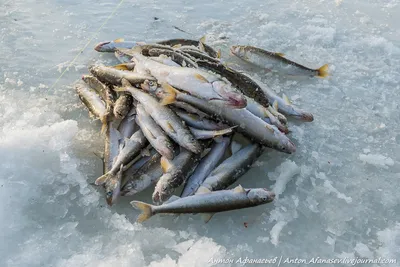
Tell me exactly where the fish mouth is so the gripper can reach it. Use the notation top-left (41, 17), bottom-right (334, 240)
top-left (285, 139), bottom-right (296, 154)
top-left (301, 112), bottom-right (314, 122)
top-left (263, 189), bottom-right (276, 202)
top-left (94, 41), bottom-right (110, 52)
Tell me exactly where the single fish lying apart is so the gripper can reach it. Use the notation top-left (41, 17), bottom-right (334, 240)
top-left (132, 185), bottom-right (275, 222)
top-left (231, 45), bottom-right (329, 78)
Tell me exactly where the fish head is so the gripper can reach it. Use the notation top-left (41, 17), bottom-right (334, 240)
top-left (105, 178), bottom-right (121, 206)
top-left (157, 139), bottom-right (175, 160)
top-left (94, 41), bottom-right (114, 52)
top-left (182, 134), bottom-right (202, 154)
top-left (211, 81), bottom-right (247, 108)
top-left (272, 126), bottom-right (296, 153)
top-left (140, 80), bottom-right (159, 94)
top-left (230, 45), bottom-right (245, 57)
top-left (247, 188), bottom-right (275, 204)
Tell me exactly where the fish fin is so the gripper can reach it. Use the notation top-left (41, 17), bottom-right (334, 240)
top-left (217, 49), bottom-right (221, 59)
top-left (164, 195), bottom-right (181, 204)
top-left (100, 116), bottom-right (108, 135)
top-left (199, 35), bottom-right (206, 44)
top-left (196, 186), bottom-right (212, 195)
top-left (172, 44), bottom-right (182, 48)
top-left (121, 78), bottom-right (132, 87)
top-left (131, 201), bottom-right (153, 223)
top-left (265, 123), bottom-right (275, 133)
top-left (273, 100), bottom-right (279, 111)
top-left (166, 122), bottom-right (176, 133)
top-left (194, 73), bottom-right (209, 83)
top-left (275, 52), bottom-right (285, 57)
top-left (95, 172), bottom-right (112, 186)
top-left (93, 151), bottom-right (104, 160)
top-left (142, 124), bottom-right (156, 139)
top-left (160, 83), bottom-right (178, 105)
top-left (112, 63), bottom-right (130, 70)
top-left (233, 184), bottom-right (246, 193)
top-left (160, 157), bottom-right (172, 173)
top-left (201, 213), bottom-right (214, 223)
top-left (282, 94), bottom-right (291, 105)
top-left (114, 38), bottom-right (124, 43)
top-left (317, 64), bottom-right (329, 78)
top-left (211, 126), bottom-right (237, 137)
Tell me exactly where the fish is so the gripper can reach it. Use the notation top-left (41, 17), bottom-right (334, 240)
top-left (150, 55), bottom-right (181, 67)
top-left (156, 38), bottom-right (219, 58)
top-left (189, 126), bottom-right (236, 139)
top-left (174, 109), bottom-right (230, 131)
top-left (230, 45), bottom-right (329, 78)
top-left (198, 143), bottom-right (262, 193)
top-left (81, 75), bottom-right (115, 104)
top-left (89, 65), bottom-right (155, 85)
top-left (94, 38), bottom-right (138, 52)
top-left (74, 82), bottom-right (108, 132)
top-left (122, 48), bottom-right (247, 108)
top-left (171, 101), bottom-right (209, 118)
top-left (117, 106), bottom-right (137, 142)
top-left (114, 50), bottom-right (133, 63)
top-left (113, 94), bottom-right (133, 120)
top-left (132, 185), bottom-right (275, 223)
top-left (135, 103), bottom-right (175, 160)
top-left (252, 78), bottom-right (314, 122)
top-left (181, 137), bottom-right (231, 197)
top-left (121, 153), bottom-right (163, 196)
top-left (147, 48), bottom-right (198, 68)
top-left (157, 85), bottom-right (296, 153)
top-left (195, 59), bottom-right (271, 108)
top-left (153, 148), bottom-right (202, 204)
top-left (103, 120), bottom-right (122, 174)
top-left (95, 130), bottom-right (148, 205)
top-left (115, 79), bottom-right (202, 154)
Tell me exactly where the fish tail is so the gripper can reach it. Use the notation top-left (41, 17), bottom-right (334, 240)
top-left (213, 126), bottom-right (237, 137)
top-left (317, 64), bottom-right (329, 78)
top-left (95, 172), bottom-right (113, 186)
top-left (160, 83), bottom-right (178, 105)
top-left (130, 201), bottom-right (153, 222)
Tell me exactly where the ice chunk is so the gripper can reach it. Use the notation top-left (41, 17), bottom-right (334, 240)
top-left (359, 153), bottom-right (394, 168)
top-left (323, 180), bottom-right (352, 203)
top-left (270, 221), bottom-right (287, 246)
top-left (354, 242), bottom-right (374, 259)
top-left (376, 223), bottom-right (400, 263)
top-left (270, 160), bottom-right (300, 197)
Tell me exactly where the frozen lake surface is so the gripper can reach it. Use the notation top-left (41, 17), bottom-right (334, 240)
top-left (1, 0), bottom-right (399, 266)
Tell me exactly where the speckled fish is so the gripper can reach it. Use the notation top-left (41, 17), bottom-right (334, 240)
top-left (174, 110), bottom-right (229, 131)
top-left (195, 59), bottom-right (270, 108)
top-left (198, 143), bottom-right (262, 193)
top-left (95, 130), bottom-right (148, 205)
top-left (122, 48), bottom-right (246, 108)
top-left (121, 153), bottom-right (163, 196)
top-left (113, 94), bottom-right (133, 119)
top-left (181, 137), bottom-right (231, 197)
top-left (153, 148), bottom-right (201, 204)
top-left (157, 85), bottom-right (296, 153)
top-left (89, 65), bottom-right (155, 85)
top-left (74, 82), bottom-right (108, 131)
top-left (147, 48), bottom-right (198, 68)
top-left (135, 103), bottom-right (175, 160)
top-left (132, 185), bottom-right (275, 223)
top-left (116, 79), bottom-right (201, 154)
top-left (94, 38), bottom-right (138, 52)
top-left (230, 45), bottom-right (329, 78)
top-left (157, 37), bottom-right (219, 58)
top-left (81, 75), bottom-right (115, 105)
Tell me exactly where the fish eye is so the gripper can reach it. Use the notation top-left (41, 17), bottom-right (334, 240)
top-left (106, 191), bottom-right (113, 198)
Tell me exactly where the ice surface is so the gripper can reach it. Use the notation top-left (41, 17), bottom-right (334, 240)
top-left (1, 0), bottom-right (400, 266)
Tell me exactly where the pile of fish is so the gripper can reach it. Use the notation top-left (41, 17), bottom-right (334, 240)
top-left (75, 37), bottom-right (328, 223)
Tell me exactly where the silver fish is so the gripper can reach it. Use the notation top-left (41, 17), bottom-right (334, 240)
top-left (198, 143), bottom-right (262, 193)
top-left (94, 38), bottom-right (138, 52)
top-left (147, 48), bottom-right (198, 68)
top-left (181, 137), bottom-right (231, 197)
top-left (117, 106), bottom-right (137, 143)
top-left (153, 148), bottom-right (201, 204)
top-left (230, 45), bottom-right (329, 78)
top-left (121, 153), bottom-right (163, 196)
top-left (132, 185), bottom-right (275, 223)
top-left (189, 126), bottom-right (235, 140)
top-left (104, 120), bottom-right (122, 174)
top-left (116, 79), bottom-right (201, 154)
top-left (95, 130), bottom-right (148, 205)
top-left (174, 110), bottom-right (229, 131)
top-left (171, 101), bottom-right (209, 118)
top-left (124, 49), bottom-right (247, 108)
top-left (135, 103), bottom-right (175, 160)
top-left (89, 65), bottom-right (155, 85)
top-left (158, 85), bottom-right (296, 153)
